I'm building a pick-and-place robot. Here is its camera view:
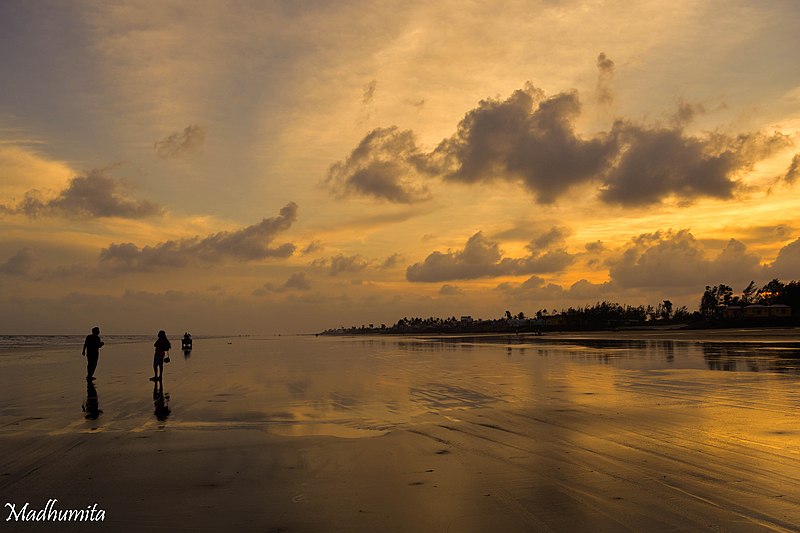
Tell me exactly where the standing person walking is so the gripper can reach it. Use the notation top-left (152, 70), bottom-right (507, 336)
top-left (151, 330), bottom-right (171, 381)
top-left (81, 326), bottom-right (104, 381)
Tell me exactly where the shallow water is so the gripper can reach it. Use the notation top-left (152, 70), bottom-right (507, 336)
top-left (1, 333), bottom-right (799, 438)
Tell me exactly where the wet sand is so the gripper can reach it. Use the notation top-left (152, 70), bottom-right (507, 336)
top-left (1, 330), bottom-right (799, 531)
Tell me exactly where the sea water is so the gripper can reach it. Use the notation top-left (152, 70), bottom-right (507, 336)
top-left (1, 332), bottom-right (799, 438)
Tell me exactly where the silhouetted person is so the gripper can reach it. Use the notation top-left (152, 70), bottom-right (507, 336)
top-left (82, 381), bottom-right (102, 420)
top-left (182, 332), bottom-right (192, 350)
top-left (82, 326), bottom-right (104, 381)
top-left (151, 330), bottom-right (171, 381)
top-left (153, 380), bottom-right (170, 421)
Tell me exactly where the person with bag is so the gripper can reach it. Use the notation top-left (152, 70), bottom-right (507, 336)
top-left (151, 330), bottom-right (171, 381)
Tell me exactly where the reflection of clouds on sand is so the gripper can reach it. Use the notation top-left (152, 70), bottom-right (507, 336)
top-left (410, 384), bottom-right (499, 412)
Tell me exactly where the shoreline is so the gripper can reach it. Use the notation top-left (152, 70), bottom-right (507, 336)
top-left (324, 326), bottom-right (800, 343)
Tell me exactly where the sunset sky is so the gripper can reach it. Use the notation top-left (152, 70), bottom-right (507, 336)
top-left (1, 1), bottom-right (799, 334)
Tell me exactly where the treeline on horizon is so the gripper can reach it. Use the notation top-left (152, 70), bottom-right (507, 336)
top-left (322, 278), bottom-right (800, 335)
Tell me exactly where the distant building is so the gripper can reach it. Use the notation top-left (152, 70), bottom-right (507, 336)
top-left (542, 315), bottom-right (565, 327)
top-left (768, 304), bottom-right (792, 318)
top-left (723, 306), bottom-right (743, 319)
top-left (727, 304), bottom-right (793, 319)
top-left (460, 315), bottom-right (473, 323)
top-left (743, 304), bottom-right (769, 318)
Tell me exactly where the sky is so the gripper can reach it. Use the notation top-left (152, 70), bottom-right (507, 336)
top-left (1, 0), bottom-right (799, 335)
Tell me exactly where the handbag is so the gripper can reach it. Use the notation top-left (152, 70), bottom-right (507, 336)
top-left (164, 351), bottom-right (170, 363)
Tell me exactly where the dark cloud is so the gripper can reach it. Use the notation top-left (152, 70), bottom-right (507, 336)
top-left (99, 202), bottom-right (298, 270)
top-left (381, 253), bottom-right (402, 269)
top-left (600, 125), bottom-right (790, 206)
top-left (283, 272), bottom-right (312, 290)
top-left (785, 154), bottom-right (800, 183)
top-left (324, 127), bottom-right (433, 203)
top-left (764, 238), bottom-right (800, 279)
top-left (0, 248), bottom-right (35, 275)
top-left (608, 230), bottom-right (761, 289)
top-left (434, 84), bottom-right (614, 203)
top-left (254, 272), bottom-right (313, 295)
top-left (438, 284), bottom-right (463, 296)
top-left (585, 240), bottom-right (605, 254)
top-left (495, 275), bottom-right (567, 299)
top-left (529, 226), bottom-right (570, 250)
top-left (312, 254), bottom-right (371, 276)
top-left (362, 80), bottom-right (377, 104)
top-left (154, 125), bottom-right (206, 158)
top-left (596, 52), bottom-right (615, 106)
top-left (302, 241), bottom-right (323, 255)
top-left (2, 169), bottom-right (163, 219)
top-left (330, 75), bottom-right (792, 207)
top-left (722, 223), bottom-right (795, 242)
top-left (406, 231), bottom-right (574, 282)
top-left (671, 100), bottom-right (706, 128)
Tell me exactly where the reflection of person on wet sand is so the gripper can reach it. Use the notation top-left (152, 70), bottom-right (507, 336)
top-left (82, 381), bottom-right (102, 420)
top-left (151, 330), bottom-right (171, 381)
top-left (81, 326), bottom-right (104, 381)
top-left (153, 380), bottom-right (170, 421)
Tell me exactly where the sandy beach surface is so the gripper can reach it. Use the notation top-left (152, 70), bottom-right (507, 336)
top-left (1, 329), bottom-right (800, 531)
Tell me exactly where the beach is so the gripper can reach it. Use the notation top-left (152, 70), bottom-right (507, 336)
top-left (1, 331), bottom-right (800, 531)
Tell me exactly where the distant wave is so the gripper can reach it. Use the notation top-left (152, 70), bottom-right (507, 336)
top-left (0, 335), bottom-right (152, 352)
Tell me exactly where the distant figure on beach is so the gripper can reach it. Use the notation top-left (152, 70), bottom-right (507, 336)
top-left (81, 326), bottom-right (104, 381)
top-left (153, 380), bottom-right (170, 421)
top-left (182, 331), bottom-right (192, 350)
top-left (82, 381), bottom-right (102, 420)
top-left (151, 330), bottom-right (171, 381)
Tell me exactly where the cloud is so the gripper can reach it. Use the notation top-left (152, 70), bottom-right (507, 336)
top-left (608, 229), bottom-right (762, 289)
top-left (330, 79), bottom-right (792, 207)
top-left (362, 80), bottom-right (377, 104)
top-left (381, 253), bottom-right (402, 269)
top-left (406, 231), bottom-right (574, 282)
top-left (784, 154), bottom-right (800, 183)
top-left (283, 271), bottom-right (312, 290)
top-left (302, 241), bottom-right (323, 255)
top-left (1, 169), bottom-right (163, 219)
top-left (0, 248), bottom-right (35, 276)
top-left (324, 127), bottom-right (433, 203)
top-left (529, 226), bottom-right (570, 250)
top-left (438, 284), bottom-right (463, 296)
top-left (254, 272), bottom-right (312, 295)
top-left (671, 100), bottom-right (706, 128)
top-left (495, 275), bottom-right (567, 298)
top-left (585, 240), bottom-right (605, 254)
top-left (595, 52), bottom-right (615, 106)
top-left (325, 127), bottom-right (430, 204)
top-left (154, 125), bottom-right (206, 158)
top-left (99, 202), bottom-right (298, 270)
top-left (434, 84), bottom-right (614, 203)
top-left (599, 124), bottom-right (790, 206)
top-left (764, 238), bottom-right (800, 279)
top-left (312, 254), bottom-right (372, 276)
